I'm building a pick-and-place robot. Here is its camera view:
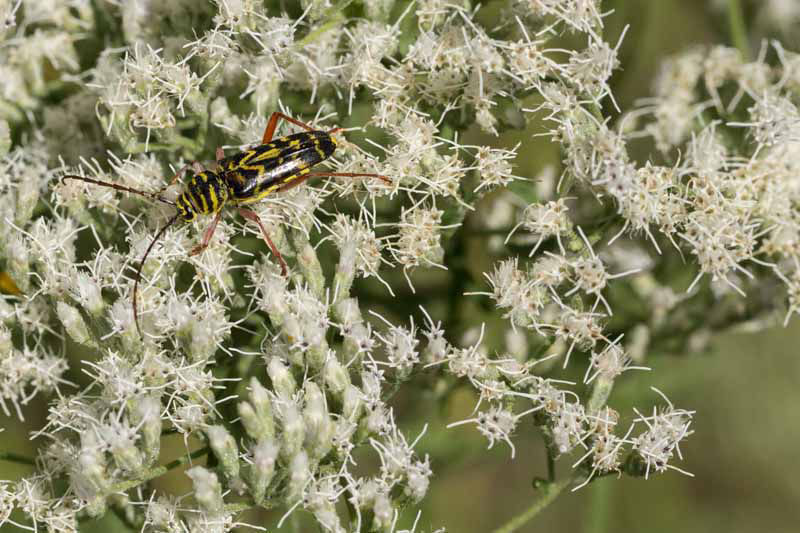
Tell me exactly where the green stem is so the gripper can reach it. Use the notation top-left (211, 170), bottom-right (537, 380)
top-left (0, 451), bottom-right (36, 466)
top-left (223, 500), bottom-right (260, 514)
top-left (294, 0), bottom-right (353, 49)
top-left (726, 0), bottom-right (750, 62)
top-left (546, 450), bottom-right (556, 483)
top-left (168, 134), bottom-right (202, 154)
top-left (583, 479), bottom-right (610, 533)
top-left (110, 446), bottom-right (209, 493)
top-left (541, 429), bottom-right (557, 482)
top-left (295, 14), bottom-right (345, 48)
top-left (491, 478), bottom-right (572, 533)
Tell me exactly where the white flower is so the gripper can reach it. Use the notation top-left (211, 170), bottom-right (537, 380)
top-left (630, 391), bottom-right (694, 479)
top-left (449, 405), bottom-right (520, 457)
top-left (392, 207), bottom-right (446, 273)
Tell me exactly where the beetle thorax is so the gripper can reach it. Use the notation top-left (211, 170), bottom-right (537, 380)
top-left (176, 171), bottom-right (230, 220)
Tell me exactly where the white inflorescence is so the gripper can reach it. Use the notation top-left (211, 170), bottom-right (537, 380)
top-left (3, 0), bottom-right (799, 531)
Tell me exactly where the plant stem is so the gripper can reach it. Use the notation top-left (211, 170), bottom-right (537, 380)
top-left (546, 450), bottom-right (556, 482)
top-left (110, 446), bottom-right (209, 493)
top-left (726, 0), bottom-right (750, 61)
top-left (0, 451), bottom-right (36, 465)
top-left (583, 479), bottom-right (610, 533)
top-left (491, 478), bottom-right (572, 533)
top-left (294, 0), bottom-right (353, 48)
top-left (223, 500), bottom-right (260, 514)
top-left (541, 428), bottom-right (557, 482)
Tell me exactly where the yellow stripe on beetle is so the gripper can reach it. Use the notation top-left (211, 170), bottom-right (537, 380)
top-left (208, 185), bottom-right (219, 211)
top-left (252, 147), bottom-right (280, 163)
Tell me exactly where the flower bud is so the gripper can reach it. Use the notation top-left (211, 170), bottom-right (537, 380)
top-left (130, 394), bottom-right (162, 464)
top-left (186, 466), bottom-right (223, 514)
top-left (248, 439), bottom-right (279, 504)
top-left (72, 432), bottom-right (110, 516)
top-left (205, 425), bottom-right (240, 483)
top-left (323, 356), bottom-right (350, 398)
top-left (56, 301), bottom-right (94, 347)
top-left (267, 357), bottom-right (296, 399)
top-left (286, 450), bottom-right (310, 503)
top-left (238, 377), bottom-right (276, 441)
top-left (72, 272), bottom-right (104, 317)
top-left (293, 230), bottom-right (325, 298)
top-left (342, 384), bottom-right (363, 422)
top-left (0, 325), bottom-right (11, 356)
top-left (0, 120), bottom-right (9, 156)
top-left (279, 401), bottom-right (305, 462)
top-left (5, 235), bottom-right (29, 292)
top-left (15, 176), bottom-right (40, 226)
top-left (302, 382), bottom-right (333, 459)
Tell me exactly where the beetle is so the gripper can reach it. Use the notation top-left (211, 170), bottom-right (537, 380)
top-left (61, 112), bottom-right (389, 337)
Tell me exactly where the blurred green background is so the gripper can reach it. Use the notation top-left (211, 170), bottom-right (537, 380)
top-left (428, 2), bottom-right (800, 531)
top-left (3, 1), bottom-right (800, 532)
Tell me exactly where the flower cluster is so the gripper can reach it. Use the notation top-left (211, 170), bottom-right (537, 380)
top-left (2, 0), bottom-right (796, 531)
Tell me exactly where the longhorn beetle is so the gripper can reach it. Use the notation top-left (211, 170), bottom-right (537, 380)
top-left (61, 112), bottom-right (389, 338)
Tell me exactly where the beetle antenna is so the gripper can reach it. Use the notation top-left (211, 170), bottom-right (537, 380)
top-left (61, 175), bottom-right (176, 206)
top-left (133, 214), bottom-right (180, 338)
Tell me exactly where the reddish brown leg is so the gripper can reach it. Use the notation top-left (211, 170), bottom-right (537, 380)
top-left (157, 161), bottom-right (204, 197)
top-left (262, 111), bottom-right (317, 144)
top-left (277, 172), bottom-right (391, 193)
top-left (238, 208), bottom-right (288, 275)
top-left (215, 147), bottom-right (226, 172)
top-left (190, 211), bottom-right (223, 256)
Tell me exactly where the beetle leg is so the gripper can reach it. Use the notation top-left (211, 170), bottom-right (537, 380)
top-left (169, 163), bottom-right (194, 185)
top-left (238, 207), bottom-right (288, 276)
top-left (276, 172), bottom-right (391, 194)
top-left (215, 148), bottom-right (226, 172)
top-left (157, 161), bottom-right (204, 197)
top-left (189, 211), bottom-right (223, 256)
top-left (262, 111), bottom-right (317, 144)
